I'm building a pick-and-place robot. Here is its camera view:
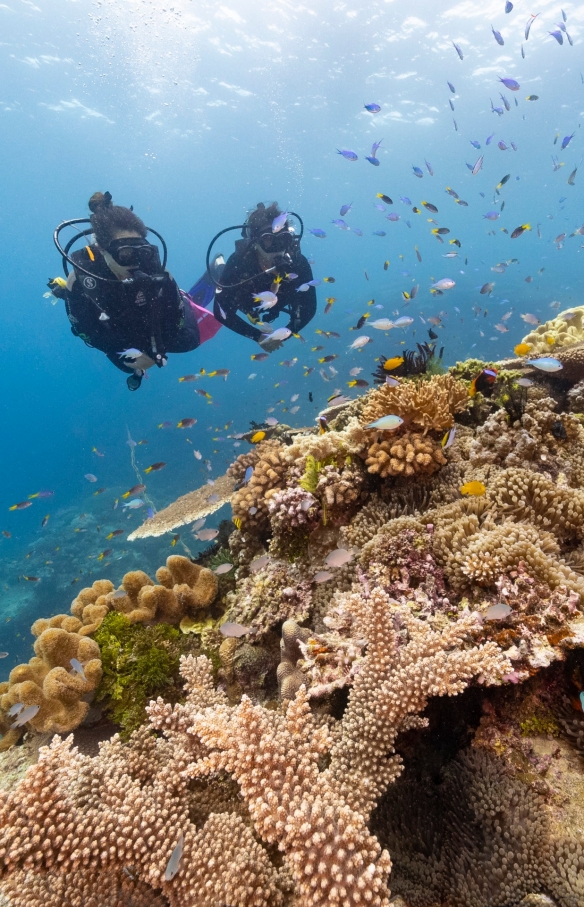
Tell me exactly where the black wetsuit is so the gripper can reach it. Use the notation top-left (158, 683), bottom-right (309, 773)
top-left (64, 245), bottom-right (200, 373)
top-left (213, 247), bottom-right (317, 342)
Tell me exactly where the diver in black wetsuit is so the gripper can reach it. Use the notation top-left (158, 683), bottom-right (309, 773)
top-left (210, 202), bottom-right (317, 354)
top-left (48, 192), bottom-right (201, 391)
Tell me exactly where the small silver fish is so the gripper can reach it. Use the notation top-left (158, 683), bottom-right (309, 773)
top-left (219, 622), bottom-right (250, 638)
top-left (164, 832), bottom-right (184, 882)
top-left (70, 658), bottom-right (87, 681)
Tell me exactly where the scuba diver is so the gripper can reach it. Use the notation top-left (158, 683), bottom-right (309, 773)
top-left (48, 192), bottom-right (222, 390)
top-left (207, 202), bottom-right (317, 353)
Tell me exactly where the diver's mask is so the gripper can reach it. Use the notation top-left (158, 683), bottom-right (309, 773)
top-left (107, 237), bottom-right (163, 274)
top-left (254, 231), bottom-right (296, 269)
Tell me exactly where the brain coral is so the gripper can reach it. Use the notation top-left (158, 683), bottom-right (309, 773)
top-left (361, 374), bottom-right (469, 434)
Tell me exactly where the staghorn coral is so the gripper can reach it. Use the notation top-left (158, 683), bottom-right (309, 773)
top-left (361, 373), bottom-right (469, 434)
top-left (174, 587), bottom-right (509, 907)
top-left (365, 430), bottom-right (447, 478)
top-left (128, 472), bottom-right (237, 540)
top-left (0, 719), bottom-right (283, 907)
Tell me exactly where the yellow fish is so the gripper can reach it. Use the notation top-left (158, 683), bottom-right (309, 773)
top-left (545, 336), bottom-right (556, 346)
top-left (250, 431), bottom-right (266, 443)
top-left (233, 516), bottom-right (242, 530)
top-left (383, 356), bottom-right (404, 371)
top-left (460, 481), bottom-right (486, 497)
top-left (513, 342), bottom-right (531, 356)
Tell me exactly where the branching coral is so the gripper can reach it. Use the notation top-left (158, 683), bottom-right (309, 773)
top-left (361, 374), bottom-right (469, 434)
top-left (0, 721), bottom-right (283, 907)
top-left (365, 430), bottom-right (447, 478)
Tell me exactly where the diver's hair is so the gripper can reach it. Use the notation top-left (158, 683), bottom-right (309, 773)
top-left (88, 191), bottom-right (147, 248)
top-left (244, 201), bottom-right (282, 239)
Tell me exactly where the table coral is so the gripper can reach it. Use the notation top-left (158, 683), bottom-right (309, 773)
top-left (365, 430), bottom-right (447, 478)
top-left (361, 374), bottom-right (469, 434)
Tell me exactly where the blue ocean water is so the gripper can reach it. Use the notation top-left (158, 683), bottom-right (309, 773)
top-left (0, 0), bottom-right (581, 667)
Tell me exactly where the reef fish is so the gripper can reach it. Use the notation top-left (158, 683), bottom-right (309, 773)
top-left (11, 704), bottom-right (40, 728)
top-left (526, 358), bottom-right (563, 373)
top-left (164, 833), bottom-right (184, 882)
top-left (325, 548), bottom-right (354, 568)
top-left (313, 571), bottom-right (334, 583)
top-left (460, 481), bottom-right (486, 496)
top-left (214, 563), bottom-right (234, 575)
top-left (431, 278), bottom-right (456, 291)
top-left (219, 621), bottom-right (249, 637)
top-left (196, 529), bottom-right (219, 541)
top-left (250, 554), bottom-right (270, 573)
top-left (484, 603), bottom-right (513, 620)
top-left (365, 415), bottom-right (404, 431)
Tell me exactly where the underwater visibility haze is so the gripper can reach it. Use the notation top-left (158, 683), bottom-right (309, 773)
top-left (0, 0), bottom-right (584, 905)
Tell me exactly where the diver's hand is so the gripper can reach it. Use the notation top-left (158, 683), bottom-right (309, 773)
top-left (258, 335), bottom-right (284, 353)
top-left (119, 351), bottom-right (157, 370)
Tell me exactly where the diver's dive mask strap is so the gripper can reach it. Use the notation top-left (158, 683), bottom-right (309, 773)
top-left (205, 212), bottom-right (304, 289)
top-left (53, 218), bottom-right (168, 283)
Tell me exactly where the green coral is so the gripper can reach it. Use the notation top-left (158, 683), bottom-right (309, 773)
top-left (94, 611), bottom-right (197, 739)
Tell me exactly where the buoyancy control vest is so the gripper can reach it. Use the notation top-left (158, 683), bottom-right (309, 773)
top-left (66, 244), bottom-right (189, 364)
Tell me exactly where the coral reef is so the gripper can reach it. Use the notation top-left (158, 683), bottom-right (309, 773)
top-left (6, 334), bottom-right (584, 905)
top-left (223, 560), bottom-right (312, 639)
top-left (0, 621), bottom-right (102, 750)
top-left (71, 555), bottom-right (218, 630)
top-left (94, 611), bottom-right (198, 738)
